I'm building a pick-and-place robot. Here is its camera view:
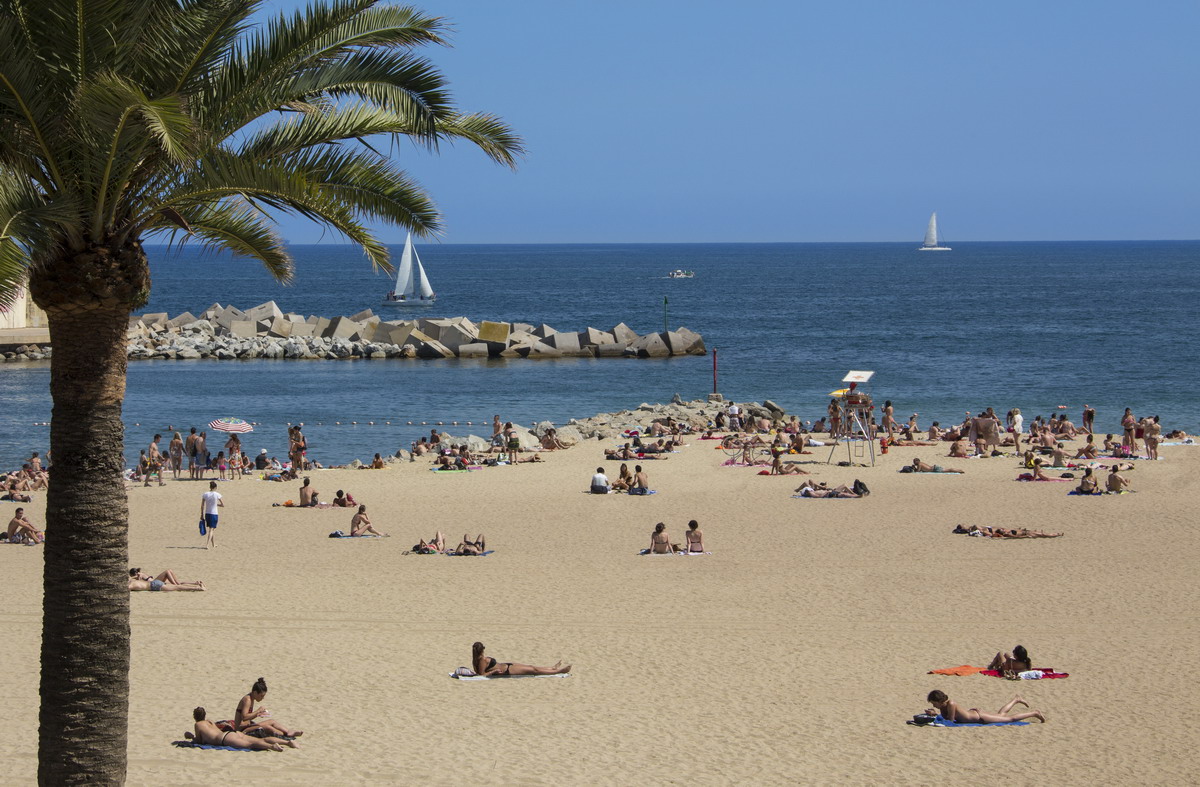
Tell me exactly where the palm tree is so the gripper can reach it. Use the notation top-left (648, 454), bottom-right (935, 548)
top-left (0, 1), bottom-right (521, 782)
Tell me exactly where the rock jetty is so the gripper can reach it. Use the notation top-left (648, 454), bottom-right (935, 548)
top-left (50, 302), bottom-right (703, 362)
top-left (363, 397), bottom-right (788, 464)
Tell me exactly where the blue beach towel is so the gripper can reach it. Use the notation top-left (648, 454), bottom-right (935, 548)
top-left (927, 716), bottom-right (1029, 727)
top-left (172, 740), bottom-right (262, 752)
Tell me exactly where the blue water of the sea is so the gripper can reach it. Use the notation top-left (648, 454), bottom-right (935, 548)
top-left (1, 241), bottom-right (1197, 468)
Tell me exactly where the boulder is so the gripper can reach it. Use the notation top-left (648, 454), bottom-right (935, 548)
top-left (477, 321), bottom-right (511, 343)
top-left (512, 322), bottom-right (534, 334)
top-left (610, 322), bottom-right (639, 346)
top-left (532, 323), bottom-right (557, 339)
top-left (322, 316), bottom-right (362, 341)
top-left (289, 321), bottom-right (314, 338)
top-left (349, 308), bottom-right (375, 322)
top-left (579, 327), bottom-right (615, 347)
top-left (230, 320), bottom-right (257, 338)
top-left (140, 312), bottom-right (169, 328)
top-left (176, 347), bottom-right (201, 359)
top-left (525, 341), bottom-right (563, 359)
top-left (165, 312), bottom-right (196, 328)
top-left (437, 324), bottom-right (479, 351)
top-left (669, 326), bottom-right (706, 355)
top-left (631, 332), bottom-right (671, 358)
top-left (181, 320), bottom-right (215, 334)
top-left (415, 339), bottom-right (454, 359)
top-left (596, 342), bottom-right (627, 358)
top-left (456, 342), bottom-right (489, 358)
top-left (554, 425), bottom-right (583, 446)
top-left (545, 331), bottom-right (585, 355)
top-left (214, 306), bottom-right (247, 332)
top-left (245, 301), bottom-right (283, 322)
top-left (266, 316), bottom-right (293, 338)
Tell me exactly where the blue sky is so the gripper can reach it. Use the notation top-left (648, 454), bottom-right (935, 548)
top-left (267, 0), bottom-right (1199, 243)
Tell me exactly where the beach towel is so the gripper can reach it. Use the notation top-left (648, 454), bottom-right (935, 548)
top-left (1067, 491), bottom-right (1102, 496)
top-left (790, 494), bottom-right (854, 500)
top-left (924, 716), bottom-right (1029, 727)
top-left (449, 668), bottom-right (571, 680)
top-left (429, 468), bottom-right (471, 473)
top-left (1016, 474), bottom-right (1071, 482)
top-left (980, 669), bottom-right (1069, 679)
top-left (927, 665), bottom-right (985, 676)
top-left (445, 550), bottom-right (494, 556)
top-left (329, 533), bottom-right (383, 539)
top-left (172, 740), bottom-right (262, 752)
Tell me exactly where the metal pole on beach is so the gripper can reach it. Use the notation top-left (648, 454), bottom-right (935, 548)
top-left (712, 348), bottom-right (718, 394)
top-left (663, 296), bottom-right (668, 335)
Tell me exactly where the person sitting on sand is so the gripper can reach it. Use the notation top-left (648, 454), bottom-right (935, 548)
top-left (7, 508), bottom-right (44, 544)
top-left (647, 522), bottom-right (674, 553)
top-left (612, 463), bottom-right (633, 492)
top-left (911, 458), bottom-right (965, 474)
top-left (1023, 458), bottom-right (1053, 481)
top-left (1074, 435), bottom-right (1099, 459)
top-left (629, 465), bottom-right (651, 495)
top-left (924, 690), bottom-right (1045, 724)
top-left (590, 467), bottom-right (611, 494)
top-left (370, 453), bottom-right (386, 469)
top-left (948, 438), bottom-right (969, 458)
top-left (349, 505), bottom-right (387, 537)
top-left (454, 534), bottom-right (486, 555)
top-left (186, 707), bottom-right (298, 751)
top-left (1106, 466), bottom-right (1132, 493)
top-left (1051, 443), bottom-right (1070, 467)
top-left (128, 568), bottom-right (205, 591)
top-left (413, 532), bottom-right (446, 553)
top-left (770, 454), bottom-right (808, 475)
top-left (331, 489), bottom-right (356, 508)
top-left (234, 677), bottom-right (303, 738)
top-left (472, 641), bottom-right (570, 677)
top-left (298, 477), bottom-right (317, 507)
top-left (989, 645), bottom-right (1033, 674)
top-left (540, 428), bottom-right (569, 450)
top-left (794, 480), bottom-right (862, 498)
top-left (1074, 468), bottom-right (1100, 495)
top-left (604, 443), bottom-right (635, 461)
top-left (685, 520), bottom-right (705, 552)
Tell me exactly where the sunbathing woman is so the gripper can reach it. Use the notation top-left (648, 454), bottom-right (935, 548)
top-left (472, 641), bottom-right (570, 677)
top-left (988, 645), bottom-right (1033, 675)
top-left (187, 707), bottom-right (298, 751)
top-left (770, 454), bottom-right (808, 475)
top-left (925, 690), bottom-right (1045, 723)
top-left (794, 480), bottom-right (861, 498)
top-left (412, 532), bottom-right (446, 553)
top-left (647, 522), bottom-right (674, 553)
top-left (1074, 468), bottom-right (1100, 495)
top-left (1074, 435), bottom-right (1099, 459)
top-left (912, 458), bottom-right (965, 474)
top-left (350, 505), bottom-right (388, 537)
top-left (233, 677), bottom-right (303, 738)
top-left (685, 520), bottom-right (705, 552)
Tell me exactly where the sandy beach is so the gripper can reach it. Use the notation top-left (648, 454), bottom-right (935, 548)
top-left (1, 424), bottom-right (1197, 785)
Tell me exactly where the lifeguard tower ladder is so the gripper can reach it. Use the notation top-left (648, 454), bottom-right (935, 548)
top-left (827, 370), bottom-right (877, 467)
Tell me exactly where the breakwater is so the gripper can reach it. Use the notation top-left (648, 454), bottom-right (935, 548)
top-left (3, 301), bottom-right (706, 362)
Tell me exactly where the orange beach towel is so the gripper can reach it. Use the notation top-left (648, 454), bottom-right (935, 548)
top-left (927, 665), bottom-right (984, 676)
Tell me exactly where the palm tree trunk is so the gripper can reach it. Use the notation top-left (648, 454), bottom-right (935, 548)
top-left (30, 244), bottom-right (149, 786)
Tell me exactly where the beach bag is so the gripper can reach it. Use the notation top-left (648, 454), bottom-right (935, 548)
top-left (328, 530), bottom-right (345, 538)
top-left (198, 518), bottom-right (206, 536)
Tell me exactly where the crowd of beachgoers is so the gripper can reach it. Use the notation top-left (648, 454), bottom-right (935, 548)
top-left (5, 395), bottom-right (1192, 744)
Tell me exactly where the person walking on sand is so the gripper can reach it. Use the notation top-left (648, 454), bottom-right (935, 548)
top-left (200, 480), bottom-right (223, 549)
top-left (185, 427), bottom-right (200, 479)
top-left (924, 690), bottom-right (1045, 724)
top-left (146, 434), bottom-right (165, 486)
top-left (169, 431), bottom-right (184, 480)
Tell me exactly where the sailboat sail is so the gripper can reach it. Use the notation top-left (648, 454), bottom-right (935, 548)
top-left (414, 251), bottom-right (434, 298)
top-left (919, 211), bottom-right (951, 251)
top-left (393, 233), bottom-right (415, 294)
top-left (382, 232), bottom-right (436, 305)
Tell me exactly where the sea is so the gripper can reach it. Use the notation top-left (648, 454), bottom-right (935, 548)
top-left (1, 240), bottom-right (1197, 468)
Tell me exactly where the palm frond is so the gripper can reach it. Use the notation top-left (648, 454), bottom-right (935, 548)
top-left (158, 198), bottom-right (294, 282)
top-left (427, 112), bottom-right (525, 169)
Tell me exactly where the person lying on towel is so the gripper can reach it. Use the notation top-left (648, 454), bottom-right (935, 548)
top-left (924, 690), bottom-right (1045, 724)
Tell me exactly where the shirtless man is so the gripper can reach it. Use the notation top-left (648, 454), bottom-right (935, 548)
top-left (912, 458), bottom-right (965, 474)
top-left (145, 434), bottom-right (166, 486)
top-left (7, 508), bottom-right (43, 544)
top-left (1106, 467), bottom-right (1132, 493)
top-left (629, 465), bottom-right (650, 495)
top-left (186, 707), bottom-right (298, 751)
top-left (927, 422), bottom-right (943, 441)
top-left (924, 690), bottom-right (1045, 724)
top-left (128, 568), bottom-right (205, 591)
top-left (185, 427), bottom-right (200, 479)
top-left (298, 477), bottom-right (317, 507)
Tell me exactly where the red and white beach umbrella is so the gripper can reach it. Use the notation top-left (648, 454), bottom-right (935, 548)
top-left (208, 417), bottom-right (254, 433)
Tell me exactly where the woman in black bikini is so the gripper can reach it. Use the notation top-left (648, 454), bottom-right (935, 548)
top-left (233, 677), bottom-right (303, 738)
top-left (988, 645), bottom-right (1033, 676)
top-left (472, 642), bottom-right (570, 677)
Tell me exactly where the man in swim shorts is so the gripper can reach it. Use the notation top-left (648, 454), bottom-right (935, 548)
top-left (200, 480), bottom-right (223, 549)
top-left (128, 568), bottom-right (206, 591)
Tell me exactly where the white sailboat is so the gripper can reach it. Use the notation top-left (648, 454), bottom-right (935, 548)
top-left (381, 233), bottom-right (436, 307)
top-left (918, 211), bottom-right (951, 251)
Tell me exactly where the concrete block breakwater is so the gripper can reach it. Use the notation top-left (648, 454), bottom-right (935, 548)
top-left (90, 302), bottom-right (705, 362)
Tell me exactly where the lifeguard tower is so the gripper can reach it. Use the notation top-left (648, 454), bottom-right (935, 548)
top-left (827, 370), bottom-right (876, 466)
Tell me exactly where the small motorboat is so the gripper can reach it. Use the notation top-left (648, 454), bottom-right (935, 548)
top-left (667, 269), bottom-right (694, 279)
